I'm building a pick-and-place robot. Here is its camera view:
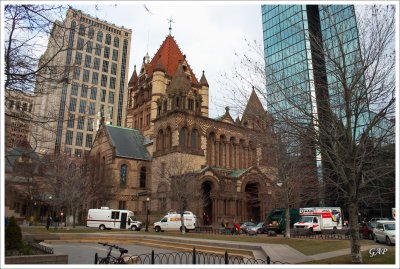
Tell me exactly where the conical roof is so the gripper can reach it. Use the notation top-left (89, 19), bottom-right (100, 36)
top-left (153, 56), bottom-right (166, 73)
top-left (242, 88), bottom-right (267, 126)
top-left (147, 35), bottom-right (198, 84)
top-left (200, 70), bottom-right (209, 87)
top-left (128, 65), bottom-right (138, 87)
top-left (166, 61), bottom-right (192, 95)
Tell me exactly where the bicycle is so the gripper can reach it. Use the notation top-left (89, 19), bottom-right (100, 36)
top-left (95, 242), bottom-right (128, 264)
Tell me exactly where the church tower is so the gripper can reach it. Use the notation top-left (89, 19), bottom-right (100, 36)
top-left (126, 34), bottom-right (208, 140)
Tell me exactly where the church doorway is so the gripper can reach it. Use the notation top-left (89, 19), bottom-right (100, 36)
top-left (245, 182), bottom-right (260, 222)
top-left (201, 181), bottom-right (213, 226)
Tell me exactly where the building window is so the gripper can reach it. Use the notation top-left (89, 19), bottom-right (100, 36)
top-left (88, 28), bottom-right (94, 39)
top-left (92, 72), bottom-right (98, 85)
top-left (104, 46), bottom-right (110, 58)
top-left (90, 87), bottom-right (97, 100)
top-left (102, 60), bottom-right (109, 72)
top-left (73, 67), bottom-right (80, 80)
top-left (108, 106), bottom-right (113, 120)
top-left (113, 36), bottom-right (119, 48)
top-left (95, 43), bottom-right (101, 56)
top-left (86, 40), bottom-right (93, 53)
top-left (75, 52), bottom-right (82, 65)
top-left (108, 91), bottom-right (114, 104)
top-left (101, 75), bottom-right (107, 87)
top-left (84, 55), bottom-right (91, 67)
top-left (78, 24), bottom-right (85, 35)
top-left (71, 83), bottom-right (78, 96)
top-left (101, 89), bottom-right (106, 102)
top-left (89, 102), bottom-right (95, 115)
top-left (79, 100), bottom-right (86, 114)
top-left (69, 97), bottom-right (76, 112)
top-left (179, 127), bottom-right (187, 150)
top-left (65, 130), bottom-right (73, 145)
top-left (93, 57), bottom-right (100, 70)
top-left (76, 132), bottom-right (83, 146)
top-left (77, 37), bottom-right (84, 50)
top-left (81, 84), bottom-right (88, 98)
top-left (118, 201), bottom-right (126, 210)
top-left (85, 134), bottom-right (93, 148)
top-left (111, 63), bottom-right (117, 75)
top-left (140, 167), bottom-right (146, 188)
top-left (67, 115), bottom-right (74, 128)
top-left (191, 129), bottom-right (198, 151)
top-left (83, 69), bottom-right (90, 82)
top-left (87, 118), bottom-right (94, 131)
top-left (112, 49), bottom-right (118, 61)
top-left (109, 77), bottom-right (116, 89)
top-left (120, 164), bottom-right (127, 187)
top-left (97, 31), bottom-right (103, 42)
top-left (105, 33), bottom-right (111, 45)
top-left (77, 116), bottom-right (84, 129)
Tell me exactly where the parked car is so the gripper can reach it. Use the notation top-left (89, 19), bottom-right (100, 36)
top-left (240, 222), bottom-right (256, 233)
top-left (369, 217), bottom-right (389, 222)
top-left (373, 220), bottom-right (395, 246)
top-left (248, 222), bottom-right (267, 234)
top-left (359, 222), bottom-right (376, 240)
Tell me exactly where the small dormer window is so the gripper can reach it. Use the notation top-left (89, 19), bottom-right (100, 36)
top-left (183, 65), bottom-right (187, 72)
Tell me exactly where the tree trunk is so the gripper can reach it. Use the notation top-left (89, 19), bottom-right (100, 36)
top-left (285, 207), bottom-right (291, 238)
top-left (348, 202), bottom-right (362, 263)
top-left (72, 208), bottom-right (76, 228)
top-left (181, 212), bottom-right (185, 234)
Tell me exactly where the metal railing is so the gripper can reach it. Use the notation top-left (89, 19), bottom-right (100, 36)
top-left (28, 242), bottom-right (54, 254)
top-left (95, 248), bottom-right (284, 264)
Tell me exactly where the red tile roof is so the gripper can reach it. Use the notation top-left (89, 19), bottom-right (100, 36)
top-left (147, 35), bottom-right (199, 84)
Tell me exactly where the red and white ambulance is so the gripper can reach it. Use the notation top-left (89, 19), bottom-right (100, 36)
top-left (293, 207), bottom-right (343, 232)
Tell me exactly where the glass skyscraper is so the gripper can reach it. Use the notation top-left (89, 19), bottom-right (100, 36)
top-left (261, 5), bottom-right (364, 124)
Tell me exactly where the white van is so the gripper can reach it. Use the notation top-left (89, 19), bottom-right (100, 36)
top-left (293, 207), bottom-right (343, 232)
top-left (87, 207), bottom-right (142, 231)
top-left (153, 211), bottom-right (197, 232)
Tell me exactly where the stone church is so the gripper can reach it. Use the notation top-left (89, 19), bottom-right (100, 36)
top-left (90, 34), bottom-right (277, 225)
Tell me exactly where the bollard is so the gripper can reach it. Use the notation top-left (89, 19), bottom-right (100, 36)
top-left (267, 256), bottom-right (271, 264)
top-left (151, 250), bottom-right (155, 264)
top-left (192, 248), bottom-right (196, 264)
top-left (224, 251), bottom-right (229, 264)
top-left (94, 252), bottom-right (98, 264)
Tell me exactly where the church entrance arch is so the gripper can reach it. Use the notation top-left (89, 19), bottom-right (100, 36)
top-left (201, 181), bottom-right (213, 226)
top-left (245, 182), bottom-right (260, 222)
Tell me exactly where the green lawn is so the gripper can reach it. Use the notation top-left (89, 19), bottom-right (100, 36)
top-left (304, 248), bottom-right (396, 264)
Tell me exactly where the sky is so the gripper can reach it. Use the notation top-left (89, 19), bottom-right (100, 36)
top-left (70, 1), bottom-right (264, 118)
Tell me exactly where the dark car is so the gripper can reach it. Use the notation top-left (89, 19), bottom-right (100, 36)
top-left (359, 222), bottom-right (376, 240)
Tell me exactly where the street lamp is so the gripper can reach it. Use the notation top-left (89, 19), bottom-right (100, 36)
top-left (145, 197), bottom-right (150, 232)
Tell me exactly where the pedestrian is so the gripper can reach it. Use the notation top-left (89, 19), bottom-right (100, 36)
top-left (46, 216), bottom-right (52, 230)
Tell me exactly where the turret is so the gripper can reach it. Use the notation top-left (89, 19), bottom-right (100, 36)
top-left (199, 70), bottom-right (209, 117)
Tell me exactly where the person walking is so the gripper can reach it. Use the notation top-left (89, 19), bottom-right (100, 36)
top-left (46, 216), bottom-right (52, 230)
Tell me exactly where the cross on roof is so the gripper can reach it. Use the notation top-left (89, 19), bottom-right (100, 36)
top-left (168, 16), bottom-right (174, 35)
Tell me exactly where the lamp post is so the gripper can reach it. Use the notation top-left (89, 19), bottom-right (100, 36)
top-left (145, 197), bottom-right (150, 232)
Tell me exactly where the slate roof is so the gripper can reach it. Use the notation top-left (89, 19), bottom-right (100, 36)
top-left (105, 125), bottom-right (151, 160)
top-left (4, 146), bottom-right (43, 174)
top-left (146, 35), bottom-right (199, 84)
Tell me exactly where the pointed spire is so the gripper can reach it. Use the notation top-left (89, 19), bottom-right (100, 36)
top-left (200, 70), bottom-right (209, 87)
top-left (128, 65), bottom-right (138, 86)
top-left (145, 52), bottom-right (150, 64)
top-left (153, 55), bottom-right (166, 73)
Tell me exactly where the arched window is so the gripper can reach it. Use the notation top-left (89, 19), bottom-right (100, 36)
top-left (88, 28), bottom-right (94, 39)
top-left (179, 127), bottom-right (187, 150)
top-left (157, 130), bottom-right (164, 151)
top-left (165, 127), bottom-right (172, 150)
top-left (79, 24), bottom-right (85, 35)
top-left (207, 132), bottom-right (216, 165)
top-left (191, 129), bottom-right (198, 151)
top-left (97, 31), bottom-right (103, 42)
top-left (120, 164), bottom-right (127, 187)
top-left (113, 36), bottom-right (119, 47)
top-left (140, 167), bottom-right (146, 188)
top-left (105, 34), bottom-right (111, 45)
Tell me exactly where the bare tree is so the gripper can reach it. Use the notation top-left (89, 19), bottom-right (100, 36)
top-left (220, 5), bottom-right (395, 263)
top-left (153, 155), bottom-right (206, 234)
top-left (43, 154), bottom-right (108, 227)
